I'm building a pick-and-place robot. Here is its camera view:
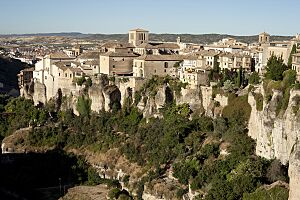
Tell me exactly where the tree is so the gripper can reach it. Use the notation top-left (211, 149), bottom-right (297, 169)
top-left (223, 80), bottom-right (234, 92)
top-left (265, 55), bottom-right (288, 81)
top-left (288, 44), bottom-right (297, 68)
top-left (249, 72), bottom-right (260, 84)
top-left (85, 78), bottom-right (92, 87)
top-left (76, 76), bottom-right (86, 86)
top-left (76, 95), bottom-right (91, 117)
top-left (236, 66), bottom-right (243, 87)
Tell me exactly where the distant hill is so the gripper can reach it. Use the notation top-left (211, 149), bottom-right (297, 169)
top-left (0, 32), bottom-right (293, 44)
top-left (0, 56), bottom-right (31, 95)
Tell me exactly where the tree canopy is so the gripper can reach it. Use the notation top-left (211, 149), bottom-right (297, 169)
top-left (265, 55), bottom-right (288, 81)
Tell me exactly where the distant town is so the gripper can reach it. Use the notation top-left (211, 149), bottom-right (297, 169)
top-left (1, 28), bottom-right (297, 104)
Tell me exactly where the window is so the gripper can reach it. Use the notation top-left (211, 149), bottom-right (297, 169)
top-left (164, 62), bottom-right (168, 68)
top-left (45, 76), bottom-right (47, 80)
top-left (59, 73), bottom-right (60, 76)
top-left (70, 74), bottom-right (72, 78)
top-left (112, 65), bottom-right (115, 68)
top-left (164, 69), bottom-right (167, 73)
top-left (154, 69), bottom-right (156, 73)
top-left (65, 73), bottom-right (67, 77)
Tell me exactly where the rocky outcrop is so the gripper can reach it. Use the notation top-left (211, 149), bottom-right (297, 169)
top-left (289, 143), bottom-right (300, 200)
top-left (248, 88), bottom-right (300, 164)
top-left (248, 87), bottom-right (300, 200)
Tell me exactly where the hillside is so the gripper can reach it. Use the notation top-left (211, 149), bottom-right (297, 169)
top-left (0, 32), bottom-right (293, 44)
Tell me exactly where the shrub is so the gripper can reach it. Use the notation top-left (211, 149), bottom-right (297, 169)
top-left (265, 55), bottom-right (288, 81)
top-left (222, 95), bottom-right (251, 123)
top-left (76, 76), bottom-right (86, 86)
top-left (76, 95), bottom-right (91, 117)
top-left (243, 185), bottom-right (289, 200)
top-left (85, 77), bottom-right (92, 87)
top-left (253, 93), bottom-right (263, 111)
top-left (249, 72), bottom-right (260, 84)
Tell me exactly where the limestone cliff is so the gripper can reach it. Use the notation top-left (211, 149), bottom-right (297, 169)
top-left (248, 86), bottom-right (300, 200)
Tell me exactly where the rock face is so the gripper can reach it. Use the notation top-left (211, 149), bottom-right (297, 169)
top-left (248, 87), bottom-right (300, 200)
top-left (289, 143), bottom-right (300, 200)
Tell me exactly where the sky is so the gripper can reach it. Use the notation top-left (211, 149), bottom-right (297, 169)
top-left (0, 0), bottom-right (299, 35)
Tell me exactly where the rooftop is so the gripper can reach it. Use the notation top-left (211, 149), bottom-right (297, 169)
top-left (102, 51), bottom-right (140, 57)
top-left (129, 28), bottom-right (149, 32)
top-left (135, 54), bottom-right (183, 61)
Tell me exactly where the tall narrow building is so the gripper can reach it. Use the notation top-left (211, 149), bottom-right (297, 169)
top-left (128, 28), bottom-right (149, 47)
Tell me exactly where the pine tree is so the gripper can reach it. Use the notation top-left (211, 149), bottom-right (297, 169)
top-left (288, 44), bottom-right (297, 68)
top-left (265, 54), bottom-right (288, 81)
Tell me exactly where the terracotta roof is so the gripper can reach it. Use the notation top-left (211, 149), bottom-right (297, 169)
top-left (84, 60), bottom-right (99, 65)
top-left (259, 32), bottom-right (270, 36)
top-left (69, 67), bottom-right (83, 73)
top-left (101, 42), bottom-right (134, 49)
top-left (101, 51), bottom-right (140, 57)
top-left (77, 51), bottom-right (100, 59)
top-left (129, 28), bottom-right (149, 32)
top-left (219, 52), bottom-right (234, 58)
top-left (136, 43), bottom-right (157, 49)
top-left (196, 50), bottom-right (219, 57)
top-left (46, 52), bottom-right (71, 59)
top-left (183, 54), bottom-right (198, 60)
top-left (135, 55), bottom-right (183, 61)
top-left (156, 43), bottom-right (180, 49)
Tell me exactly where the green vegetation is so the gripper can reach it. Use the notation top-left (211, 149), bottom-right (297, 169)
top-left (249, 72), bottom-right (260, 84)
top-left (243, 185), bottom-right (288, 200)
top-left (253, 93), bottom-right (263, 111)
top-left (76, 76), bottom-right (86, 86)
top-left (76, 95), bottom-right (91, 117)
top-left (222, 94), bottom-right (251, 123)
top-left (265, 55), bottom-right (288, 81)
top-left (262, 53), bottom-right (297, 115)
top-left (288, 44), bottom-right (297, 68)
top-left (0, 73), bottom-right (291, 199)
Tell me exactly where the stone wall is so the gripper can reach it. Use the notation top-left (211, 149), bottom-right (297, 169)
top-left (248, 88), bottom-right (300, 200)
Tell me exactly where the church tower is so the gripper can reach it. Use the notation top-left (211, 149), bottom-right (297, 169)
top-left (128, 28), bottom-right (149, 47)
top-left (259, 32), bottom-right (270, 44)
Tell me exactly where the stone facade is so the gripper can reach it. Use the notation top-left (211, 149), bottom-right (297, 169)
top-left (248, 88), bottom-right (300, 200)
top-left (133, 55), bottom-right (182, 78)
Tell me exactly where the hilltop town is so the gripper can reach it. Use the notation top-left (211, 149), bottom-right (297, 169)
top-left (2, 29), bottom-right (297, 106)
top-left (1, 29), bottom-right (300, 200)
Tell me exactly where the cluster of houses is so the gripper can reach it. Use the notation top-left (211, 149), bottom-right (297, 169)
top-left (18, 28), bottom-right (300, 100)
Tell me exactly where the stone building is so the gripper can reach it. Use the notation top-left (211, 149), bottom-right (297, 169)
top-left (100, 50), bottom-right (140, 76)
top-left (218, 53), bottom-right (251, 71)
top-left (128, 28), bottom-right (149, 47)
top-left (196, 50), bottom-right (219, 70)
top-left (258, 32), bottom-right (270, 44)
top-left (33, 52), bottom-right (75, 84)
top-left (292, 52), bottom-right (300, 81)
top-left (18, 67), bottom-right (34, 88)
top-left (178, 55), bottom-right (210, 88)
top-left (133, 55), bottom-right (183, 78)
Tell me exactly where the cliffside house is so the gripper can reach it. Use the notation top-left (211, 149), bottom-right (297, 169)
top-left (133, 55), bottom-right (183, 78)
top-left (178, 55), bottom-right (210, 88)
top-left (18, 67), bottom-right (34, 88)
top-left (218, 52), bottom-right (251, 71)
top-left (99, 50), bottom-right (140, 76)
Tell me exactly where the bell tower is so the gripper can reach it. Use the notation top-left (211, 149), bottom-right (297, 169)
top-left (259, 32), bottom-right (270, 44)
top-left (128, 28), bottom-right (149, 47)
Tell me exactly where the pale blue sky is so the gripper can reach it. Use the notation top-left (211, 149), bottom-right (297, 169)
top-left (0, 0), bottom-right (298, 35)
